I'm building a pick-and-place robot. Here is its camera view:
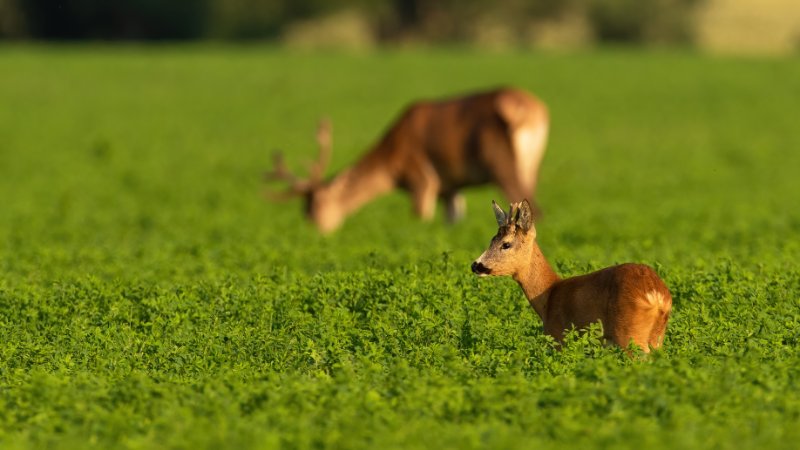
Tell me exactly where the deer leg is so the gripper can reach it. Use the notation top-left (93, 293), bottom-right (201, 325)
top-left (443, 191), bottom-right (466, 223)
top-left (481, 128), bottom-right (528, 201)
top-left (488, 161), bottom-right (537, 211)
top-left (481, 125), bottom-right (544, 218)
top-left (486, 160), bottom-right (542, 219)
top-left (413, 184), bottom-right (439, 221)
top-left (405, 158), bottom-right (440, 221)
top-left (647, 310), bottom-right (670, 351)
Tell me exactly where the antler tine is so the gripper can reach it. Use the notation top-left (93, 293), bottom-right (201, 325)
top-left (263, 151), bottom-right (311, 199)
top-left (309, 118), bottom-right (333, 183)
top-left (263, 151), bottom-right (296, 182)
top-left (263, 118), bottom-right (331, 201)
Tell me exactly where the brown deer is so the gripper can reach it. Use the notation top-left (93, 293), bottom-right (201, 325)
top-left (471, 199), bottom-right (672, 353)
top-left (265, 87), bottom-right (549, 233)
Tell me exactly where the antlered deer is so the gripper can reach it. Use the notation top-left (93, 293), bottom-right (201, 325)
top-left (471, 200), bottom-right (672, 353)
top-left (265, 87), bottom-right (549, 233)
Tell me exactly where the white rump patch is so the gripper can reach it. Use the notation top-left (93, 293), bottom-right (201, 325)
top-left (644, 290), bottom-right (666, 308)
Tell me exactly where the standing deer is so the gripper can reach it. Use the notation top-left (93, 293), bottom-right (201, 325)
top-left (471, 199), bottom-right (672, 353)
top-left (265, 87), bottom-right (549, 233)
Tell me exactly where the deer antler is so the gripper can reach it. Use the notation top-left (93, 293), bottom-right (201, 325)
top-left (309, 118), bottom-right (332, 184)
top-left (263, 118), bottom-right (333, 200)
top-left (263, 151), bottom-right (313, 197)
top-left (264, 152), bottom-right (297, 184)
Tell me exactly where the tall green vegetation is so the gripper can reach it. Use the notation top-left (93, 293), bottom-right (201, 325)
top-left (0, 47), bottom-right (799, 449)
top-left (2, 0), bottom-right (703, 44)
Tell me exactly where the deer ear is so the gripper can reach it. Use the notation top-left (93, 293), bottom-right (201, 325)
top-left (491, 200), bottom-right (506, 227)
top-left (515, 199), bottom-right (534, 232)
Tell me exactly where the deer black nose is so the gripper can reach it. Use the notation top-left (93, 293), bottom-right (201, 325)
top-left (471, 261), bottom-right (491, 275)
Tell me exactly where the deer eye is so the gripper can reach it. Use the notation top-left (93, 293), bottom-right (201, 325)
top-left (501, 242), bottom-right (512, 250)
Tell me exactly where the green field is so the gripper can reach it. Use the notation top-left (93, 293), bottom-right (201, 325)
top-left (1, 46), bottom-right (799, 449)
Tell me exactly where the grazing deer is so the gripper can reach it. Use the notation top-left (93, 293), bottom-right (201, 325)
top-left (471, 200), bottom-right (672, 353)
top-left (265, 87), bottom-right (549, 233)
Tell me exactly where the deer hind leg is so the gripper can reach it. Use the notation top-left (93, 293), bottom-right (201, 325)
top-left (511, 123), bottom-right (547, 202)
top-left (618, 291), bottom-right (671, 353)
top-left (404, 157), bottom-right (441, 221)
top-left (648, 310), bottom-right (670, 350)
top-left (491, 157), bottom-right (544, 218)
top-left (443, 191), bottom-right (466, 223)
top-left (643, 290), bottom-right (672, 351)
top-left (610, 308), bottom-right (655, 354)
top-left (609, 323), bottom-right (649, 354)
top-left (507, 122), bottom-right (548, 218)
top-left (480, 125), bottom-right (542, 216)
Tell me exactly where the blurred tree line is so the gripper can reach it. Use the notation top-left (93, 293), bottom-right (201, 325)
top-left (0, 0), bottom-right (702, 44)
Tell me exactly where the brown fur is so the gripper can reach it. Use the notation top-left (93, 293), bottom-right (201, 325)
top-left (473, 200), bottom-right (672, 352)
top-left (267, 87), bottom-right (549, 233)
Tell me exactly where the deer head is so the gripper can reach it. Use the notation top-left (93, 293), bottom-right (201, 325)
top-left (471, 199), bottom-right (536, 277)
top-left (264, 119), bottom-right (342, 233)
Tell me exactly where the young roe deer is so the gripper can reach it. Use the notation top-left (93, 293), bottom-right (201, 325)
top-left (471, 200), bottom-right (672, 352)
top-left (265, 87), bottom-right (549, 233)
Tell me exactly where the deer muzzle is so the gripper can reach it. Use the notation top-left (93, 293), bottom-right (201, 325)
top-left (471, 261), bottom-right (492, 276)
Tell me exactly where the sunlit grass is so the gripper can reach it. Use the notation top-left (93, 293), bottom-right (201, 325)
top-left (0, 46), bottom-right (799, 449)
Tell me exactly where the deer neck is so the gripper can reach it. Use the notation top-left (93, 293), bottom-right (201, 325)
top-left (316, 151), bottom-right (396, 219)
top-left (513, 241), bottom-right (560, 321)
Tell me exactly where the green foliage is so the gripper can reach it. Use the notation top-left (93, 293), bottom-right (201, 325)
top-left (13, 0), bottom-right (212, 39)
top-left (3, 0), bottom-right (705, 44)
top-left (209, 0), bottom-right (374, 40)
top-left (586, 0), bottom-right (703, 44)
top-left (0, 46), bottom-right (799, 449)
